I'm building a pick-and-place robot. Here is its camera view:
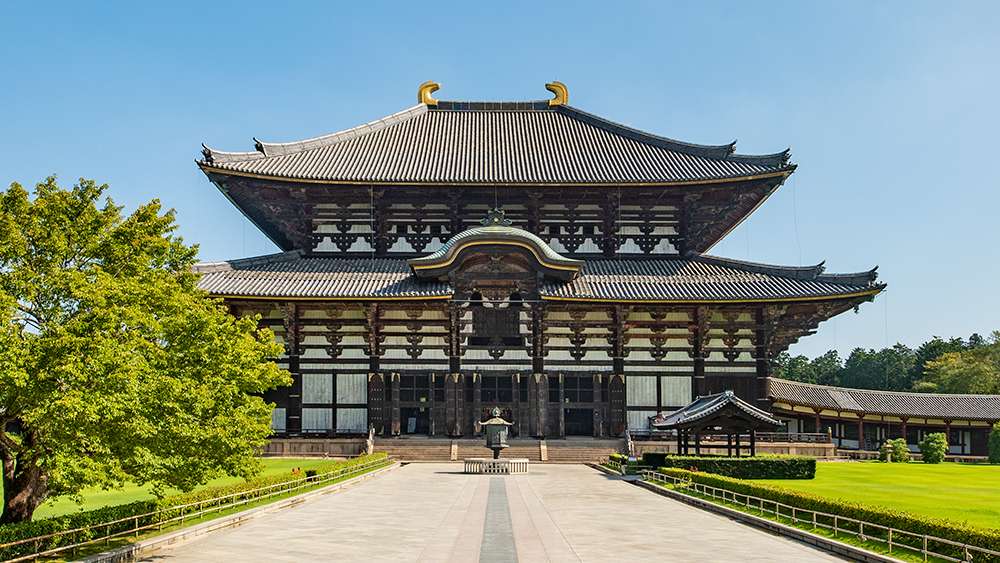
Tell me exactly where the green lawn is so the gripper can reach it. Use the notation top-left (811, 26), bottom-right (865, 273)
top-left (753, 461), bottom-right (1000, 530)
top-left (3, 458), bottom-right (336, 520)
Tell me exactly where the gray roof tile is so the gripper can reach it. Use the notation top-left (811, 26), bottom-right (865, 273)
top-left (768, 378), bottom-right (1000, 421)
top-left (200, 102), bottom-right (793, 185)
top-left (195, 252), bottom-right (879, 302)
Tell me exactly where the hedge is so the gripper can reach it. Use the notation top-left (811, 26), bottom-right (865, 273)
top-left (640, 454), bottom-right (815, 479)
top-left (651, 467), bottom-right (1000, 560)
top-left (0, 453), bottom-right (389, 561)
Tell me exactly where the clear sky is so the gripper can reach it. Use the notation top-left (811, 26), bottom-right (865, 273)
top-left (2, 1), bottom-right (998, 358)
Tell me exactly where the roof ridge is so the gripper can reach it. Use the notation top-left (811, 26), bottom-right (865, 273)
top-left (697, 254), bottom-right (880, 286)
top-left (193, 249), bottom-right (303, 273)
top-left (768, 377), bottom-right (1000, 399)
top-left (201, 105), bottom-right (428, 164)
top-left (556, 105), bottom-right (737, 160)
top-left (697, 254), bottom-right (826, 279)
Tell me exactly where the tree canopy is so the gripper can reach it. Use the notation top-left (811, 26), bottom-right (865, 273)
top-left (0, 177), bottom-right (291, 523)
top-left (773, 332), bottom-right (993, 393)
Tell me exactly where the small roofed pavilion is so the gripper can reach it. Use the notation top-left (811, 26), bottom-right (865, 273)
top-left (651, 391), bottom-right (782, 457)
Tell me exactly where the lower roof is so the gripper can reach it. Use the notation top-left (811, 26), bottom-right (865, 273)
top-left (194, 251), bottom-right (882, 303)
top-left (768, 378), bottom-right (1000, 421)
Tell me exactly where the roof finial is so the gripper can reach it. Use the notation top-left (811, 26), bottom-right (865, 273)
top-left (545, 81), bottom-right (568, 106)
top-left (481, 208), bottom-right (513, 227)
top-left (418, 80), bottom-right (440, 106)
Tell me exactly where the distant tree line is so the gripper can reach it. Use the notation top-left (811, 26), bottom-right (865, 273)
top-left (772, 331), bottom-right (1000, 394)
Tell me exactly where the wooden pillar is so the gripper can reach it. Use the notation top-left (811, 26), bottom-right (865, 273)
top-left (455, 373), bottom-right (465, 436)
top-left (754, 306), bottom-right (771, 407)
top-left (901, 417), bottom-right (909, 442)
top-left (593, 373), bottom-right (603, 438)
top-left (944, 420), bottom-right (952, 453)
top-left (611, 305), bottom-right (627, 437)
top-left (444, 373), bottom-right (457, 437)
top-left (727, 433), bottom-right (733, 457)
top-left (735, 432), bottom-right (742, 458)
top-left (428, 373), bottom-right (436, 437)
top-left (858, 416), bottom-right (866, 450)
top-left (390, 372), bottom-right (400, 436)
top-left (535, 374), bottom-right (548, 438)
top-left (473, 373), bottom-right (482, 435)
top-left (694, 432), bottom-right (701, 456)
top-left (750, 430), bottom-right (756, 457)
top-left (676, 428), bottom-right (683, 455)
top-left (813, 409), bottom-right (822, 434)
top-left (692, 307), bottom-right (706, 398)
top-left (558, 374), bottom-right (566, 438)
top-left (513, 374), bottom-right (521, 437)
top-left (281, 303), bottom-right (303, 435)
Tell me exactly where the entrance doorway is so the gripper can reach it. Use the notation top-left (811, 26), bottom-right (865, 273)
top-left (564, 408), bottom-right (593, 436)
top-left (401, 407), bottom-right (430, 435)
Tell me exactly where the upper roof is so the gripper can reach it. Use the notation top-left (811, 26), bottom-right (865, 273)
top-left (194, 251), bottom-right (881, 303)
top-left (200, 94), bottom-right (794, 186)
top-left (650, 390), bottom-right (783, 429)
top-left (768, 378), bottom-right (1000, 421)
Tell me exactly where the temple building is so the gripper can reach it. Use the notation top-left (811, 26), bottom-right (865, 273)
top-left (194, 80), bottom-right (916, 446)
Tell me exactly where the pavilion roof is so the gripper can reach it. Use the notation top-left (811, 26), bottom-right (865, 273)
top-left (199, 100), bottom-right (794, 186)
top-left (768, 378), bottom-right (1000, 421)
top-left (194, 252), bottom-right (881, 304)
top-left (650, 391), bottom-right (783, 429)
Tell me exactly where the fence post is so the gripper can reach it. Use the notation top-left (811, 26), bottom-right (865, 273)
top-left (888, 528), bottom-right (892, 553)
top-left (922, 536), bottom-right (927, 561)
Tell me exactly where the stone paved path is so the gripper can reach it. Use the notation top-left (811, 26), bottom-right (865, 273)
top-left (144, 463), bottom-right (842, 562)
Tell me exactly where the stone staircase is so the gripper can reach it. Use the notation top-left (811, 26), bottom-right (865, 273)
top-left (544, 440), bottom-right (623, 463)
top-left (374, 438), bottom-right (454, 461)
top-left (374, 437), bottom-right (623, 463)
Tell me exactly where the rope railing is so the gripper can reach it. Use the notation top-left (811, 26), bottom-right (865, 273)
top-left (641, 470), bottom-right (1000, 563)
top-left (0, 457), bottom-right (391, 563)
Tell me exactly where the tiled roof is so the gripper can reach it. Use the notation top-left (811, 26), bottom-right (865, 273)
top-left (768, 378), bottom-right (1000, 421)
top-left (542, 255), bottom-right (880, 301)
top-left (651, 390), bottom-right (782, 428)
top-left (199, 101), bottom-right (794, 185)
top-left (194, 252), bottom-right (450, 299)
top-left (195, 252), bottom-right (880, 303)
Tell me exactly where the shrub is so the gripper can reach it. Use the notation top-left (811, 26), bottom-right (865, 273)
top-left (918, 433), bottom-right (948, 464)
top-left (0, 453), bottom-right (390, 561)
top-left (878, 438), bottom-right (910, 462)
top-left (649, 467), bottom-right (1000, 559)
top-left (608, 453), bottom-right (629, 465)
top-left (641, 454), bottom-right (815, 479)
top-left (989, 422), bottom-right (1000, 464)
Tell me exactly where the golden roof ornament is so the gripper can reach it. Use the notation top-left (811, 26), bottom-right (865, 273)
top-left (418, 80), bottom-right (440, 106)
top-left (545, 81), bottom-right (568, 106)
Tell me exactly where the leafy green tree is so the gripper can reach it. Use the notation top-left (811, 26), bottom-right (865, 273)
top-left (919, 332), bottom-right (1000, 394)
top-left (0, 178), bottom-right (290, 524)
top-left (772, 352), bottom-right (816, 383)
top-left (910, 336), bottom-right (967, 385)
top-left (811, 350), bottom-right (842, 386)
top-left (840, 344), bottom-right (916, 391)
top-left (989, 422), bottom-right (1000, 464)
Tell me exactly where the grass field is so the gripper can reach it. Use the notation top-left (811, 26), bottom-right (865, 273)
top-left (2, 458), bottom-right (336, 520)
top-left (753, 461), bottom-right (1000, 530)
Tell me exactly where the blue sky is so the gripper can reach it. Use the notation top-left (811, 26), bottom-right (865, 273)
top-left (2, 1), bottom-right (997, 358)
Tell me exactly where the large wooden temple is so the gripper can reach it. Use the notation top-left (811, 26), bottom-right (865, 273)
top-left (195, 81), bottom-right (887, 441)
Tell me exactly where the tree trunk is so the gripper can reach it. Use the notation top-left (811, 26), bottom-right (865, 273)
top-left (1, 453), bottom-right (48, 524)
